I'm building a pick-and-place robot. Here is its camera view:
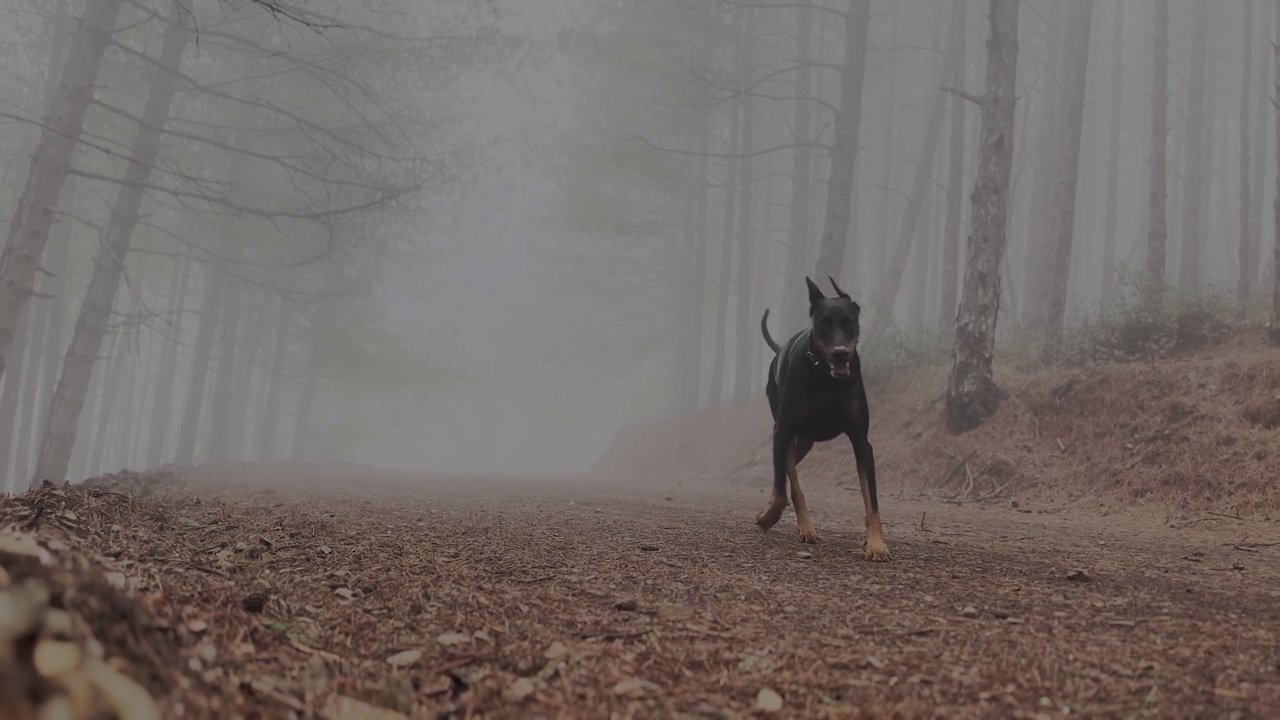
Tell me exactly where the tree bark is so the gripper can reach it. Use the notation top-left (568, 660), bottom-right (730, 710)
top-left (0, 0), bottom-right (125, 383)
top-left (707, 46), bottom-right (741, 405)
top-left (909, 179), bottom-right (935, 328)
top-left (874, 48), bottom-right (949, 333)
top-left (812, 0), bottom-right (870, 282)
top-left (939, 0), bottom-right (968, 327)
top-left (145, 259), bottom-right (189, 468)
top-left (1147, 0), bottom-right (1170, 299)
top-left (256, 298), bottom-right (291, 461)
top-left (1271, 0), bottom-right (1280, 345)
top-left (732, 8), bottom-right (757, 405)
top-left (1037, 0), bottom-right (1095, 346)
top-left (1020, 0), bottom-right (1063, 326)
top-left (1179, 0), bottom-right (1210, 290)
top-left (871, 12), bottom-right (899, 302)
top-left (1239, 0), bottom-right (1255, 311)
top-left (783, 0), bottom-right (815, 332)
top-left (0, 316), bottom-right (29, 491)
top-left (1251, 0), bottom-right (1273, 310)
top-left (1101, 0), bottom-right (1125, 311)
top-left (945, 0), bottom-right (1020, 434)
top-left (34, 6), bottom-right (190, 485)
top-left (87, 332), bottom-right (125, 478)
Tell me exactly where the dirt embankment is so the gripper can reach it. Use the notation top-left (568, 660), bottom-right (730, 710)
top-left (594, 337), bottom-right (1280, 515)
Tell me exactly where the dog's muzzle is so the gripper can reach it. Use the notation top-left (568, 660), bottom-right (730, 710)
top-left (828, 346), bottom-right (852, 378)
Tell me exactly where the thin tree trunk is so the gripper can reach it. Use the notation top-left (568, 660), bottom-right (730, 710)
top-left (34, 8), bottom-right (190, 485)
top-left (940, 0), bottom-right (968, 327)
top-left (874, 49), bottom-right (949, 333)
top-left (1020, 0), bottom-right (1063, 326)
top-left (0, 0), bottom-right (125, 381)
top-left (1179, 0), bottom-right (1210, 289)
top-left (205, 280), bottom-right (243, 461)
top-left (87, 331), bottom-right (125, 478)
top-left (909, 180), bottom-right (935, 328)
top-left (1038, 0), bottom-right (1095, 346)
top-left (677, 109), bottom-right (710, 412)
top-left (0, 317), bottom-right (28, 491)
top-left (1252, 0), bottom-right (1273, 311)
top-left (145, 259), bottom-right (188, 468)
top-left (813, 0), bottom-right (871, 282)
top-left (1240, 1), bottom-right (1255, 311)
top-left (109, 329), bottom-right (139, 472)
top-left (732, 8), bottom-right (757, 405)
top-left (945, 0), bottom-right (1020, 434)
top-left (173, 264), bottom-right (224, 465)
top-left (1101, 0), bottom-right (1125, 311)
top-left (229, 287), bottom-right (268, 462)
top-left (784, 0), bottom-right (814, 332)
top-left (708, 69), bottom-right (741, 405)
top-left (872, 12), bottom-right (899, 301)
top-left (1147, 0), bottom-right (1170, 300)
top-left (256, 298), bottom-right (291, 461)
top-left (1270, 0), bottom-right (1280, 344)
top-left (291, 327), bottom-right (321, 463)
top-left (13, 300), bottom-right (44, 485)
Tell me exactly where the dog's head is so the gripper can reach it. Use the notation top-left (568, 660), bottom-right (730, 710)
top-left (806, 276), bottom-right (861, 379)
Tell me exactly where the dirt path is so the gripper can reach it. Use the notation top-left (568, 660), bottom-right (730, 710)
top-left (7, 464), bottom-right (1280, 718)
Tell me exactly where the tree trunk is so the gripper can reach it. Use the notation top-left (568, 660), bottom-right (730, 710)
top-left (1101, 0), bottom-right (1125, 311)
top-left (1020, 0), bottom-right (1063, 326)
top-left (1251, 0), bottom-right (1273, 312)
top-left (1179, 0), bottom-right (1210, 290)
top-left (812, 0), bottom-right (871, 282)
top-left (945, 0), bottom-right (1020, 434)
top-left (13, 300), bottom-right (44, 485)
top-left (87, 332), bottom-right (124, 478)
top-left (256, 298), bottom-right (291, 461)
top-left (205, 280), bottom-right (243, 461)
top-left (291, 328), bottom-right (321, 463)
top-left (939, 0), bottom-right (968, 327)
top-left (1271, 0), bottom-right (1280, 344)
top-left (784, 0), bottom-right (815, 332)
top-left (1037, 0), bottom-right (1095, 346)
top-left (708, 58), bottom-right (741, 405)
top-left (1147, 0), bottom-right (1170, 299)
top-left (1239, 0), bottom-right (1255, 311)
top-left (0, 317), bottom-right (29, 491)
top-left (229, 287), bottom-right (268, 462)
top-left (145, 259), bottom-right (189, 468)
top-left (108, 329), bottom-right (138, 472)
top-left (34, 8), bottom-right (190, 485)
top-left (676, 112), bottom-right (710, 413)
top-left (732, 8), bottom-right (757, 405)
top-left (872, 12), bottom-right (899, 301)
top-left (909, 180), bottom-right (935, 328)
top-left (874, 49), bottom-right (949, 333)
top-left (0, 0), bottom-right (125, 382)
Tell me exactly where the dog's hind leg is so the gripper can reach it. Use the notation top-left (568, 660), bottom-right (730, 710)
top-left (756, 427), bottom-right (792, 531)
top-left (788, 438), bottom-right (817, 543)
top-left (850, 436), bottom-right (890, 561)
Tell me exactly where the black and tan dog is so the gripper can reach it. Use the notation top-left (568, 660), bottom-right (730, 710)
top-left (757, 276), bottom-right (889, 561)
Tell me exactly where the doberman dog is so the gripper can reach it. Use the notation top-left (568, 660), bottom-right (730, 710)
top-left (758, 276), bottom-right (889, 561)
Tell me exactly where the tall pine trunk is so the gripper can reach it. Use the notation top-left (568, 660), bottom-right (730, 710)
top-left (87, 332), bottom-right (125, 478)
top-left (256, 298), bottom-right (291, 461)
top-left (1020, 1), bottom-right (1063, 326)
top-left (205, 280), bottom-right (243, 461)
top-left (228, 287), bottom-right (268, 462)
top-left (0, 0), bottom-right (125, 380)
top-left (1147, 0), bottom-right (1170, 299)
top-left (708, 59), bottom-right (741, 405)
top-left (1239, 0), bottom-right (1255, 311)
top-left (732, 9), bottom-right (757, 405)
top-left (945, 0), bottom-right (1020, 433)
top-left (871, 13), bottom-right (899, 302)
top-left (783, 0), bottom-right (815, 332)
top-left (1270, 0), bottom-right (1280, 344)
top-left (34, 8), bottom-right (190, 485)
top-left (1179, 0), bottom-right (1210, 290)
top-left (145, 259), bottom-right (188, 468)
top-left (1251, 1), bottom-right (1273, 311)
top-left (291, 323), bottom-right (321, 462)
top-left (1037, 0), bottom-right (1095, 346)
top-left (939, 0), bottom-right (968, 327)
top-left (0, 317), bottom-right (29, 491)
top-left (1101, 0), bottom-right (1125, 311)
top-left (812, 0), bottom-right (870, 282)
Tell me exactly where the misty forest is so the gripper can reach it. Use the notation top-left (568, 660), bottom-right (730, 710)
top-left (2, 0), bottom-right (1280, 717)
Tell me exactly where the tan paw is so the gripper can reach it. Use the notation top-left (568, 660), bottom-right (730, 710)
top-left (863, 537), bottom-right (890, 562)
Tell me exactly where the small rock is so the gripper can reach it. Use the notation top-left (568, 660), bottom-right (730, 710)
top-left (639, 545), bottom-right (660, 552)
top-left (187, 619), bottom-right (208, 634)
top-left (1066, 569), bottom-right (1092, 583)
top-left (503, 677), bottom-right (536, 703)
top-left (104, 572), bottom-right (127, 590)
top-left (796, 551), bottom-right (813, 560)
top-left (614, 600), bottom-right (639, 612)
top-left (335, 587), bottom-right (355, 600)
top-left (318, 545), bottom-right (332, 556)
top-left (782, 605), bottom-right (798, 614)
top-left (386, 649), bottom-right (422, 668)
top-left (435, 632), bottom-right (471, 646)
top-left (755, 688), bottom-right (784, 712)
top-left (960, 606), bottom-right (979, 618)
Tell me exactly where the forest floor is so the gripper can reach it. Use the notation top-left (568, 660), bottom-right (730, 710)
top-left (2, 461), bottom-right (1279, 719)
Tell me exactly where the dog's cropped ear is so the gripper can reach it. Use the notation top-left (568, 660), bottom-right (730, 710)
top-left (805, 276), bottom-right (825, 310)
top-left (828, 276), bottom-right (851, 300)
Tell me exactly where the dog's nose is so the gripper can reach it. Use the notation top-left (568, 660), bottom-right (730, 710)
top-left (831, 346), bottom-right (852, 359)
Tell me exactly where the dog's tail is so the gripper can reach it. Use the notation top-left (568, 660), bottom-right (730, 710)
top-left (760, 309), bottom-right (781, 353)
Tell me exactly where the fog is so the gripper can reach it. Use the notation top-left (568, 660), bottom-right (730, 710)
top-left (0, 0), bottom-right (1274, 489)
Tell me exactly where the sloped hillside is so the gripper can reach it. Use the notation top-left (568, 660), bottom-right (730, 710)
top-left (594, 336), bottom-right (1280, 514)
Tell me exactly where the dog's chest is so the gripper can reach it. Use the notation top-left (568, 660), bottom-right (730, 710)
top-left (790, 393), bottom-right (852, 441)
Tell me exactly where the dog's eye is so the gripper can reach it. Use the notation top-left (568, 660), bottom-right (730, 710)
top-left (842, 318), bottom-right (854, 328)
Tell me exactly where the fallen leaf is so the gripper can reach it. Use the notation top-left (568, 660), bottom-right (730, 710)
top-left (187, 620), bottom-right (208, 634)
top-left (386, 649), bottom-right (422, 667)
top-left (334, 588), bottom-right (354, 600)
top-left (436, 632), bottom-right (471, 646)
top-left (613, 677), bottom-right (660, 698)
top-left (318, 545), bottom-right (332, 556)
top-left (756, 687), bottom-right (784, 712)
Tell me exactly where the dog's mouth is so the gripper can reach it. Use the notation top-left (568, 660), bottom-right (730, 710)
top-left (828, 357), bottom-right (852, 378)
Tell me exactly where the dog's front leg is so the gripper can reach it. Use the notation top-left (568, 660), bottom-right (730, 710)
top-left (756, 426), bottom-right (792, 531)
top-left (850, 435), bottom-right (890, 561)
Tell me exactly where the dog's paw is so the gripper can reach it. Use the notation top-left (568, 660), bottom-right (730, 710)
top-left (755, 496), bottom-right (787, 531)
top-left (798, 527), bottom-right (818, 544)
top-left (863, 538), bottom-right (890, 562)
